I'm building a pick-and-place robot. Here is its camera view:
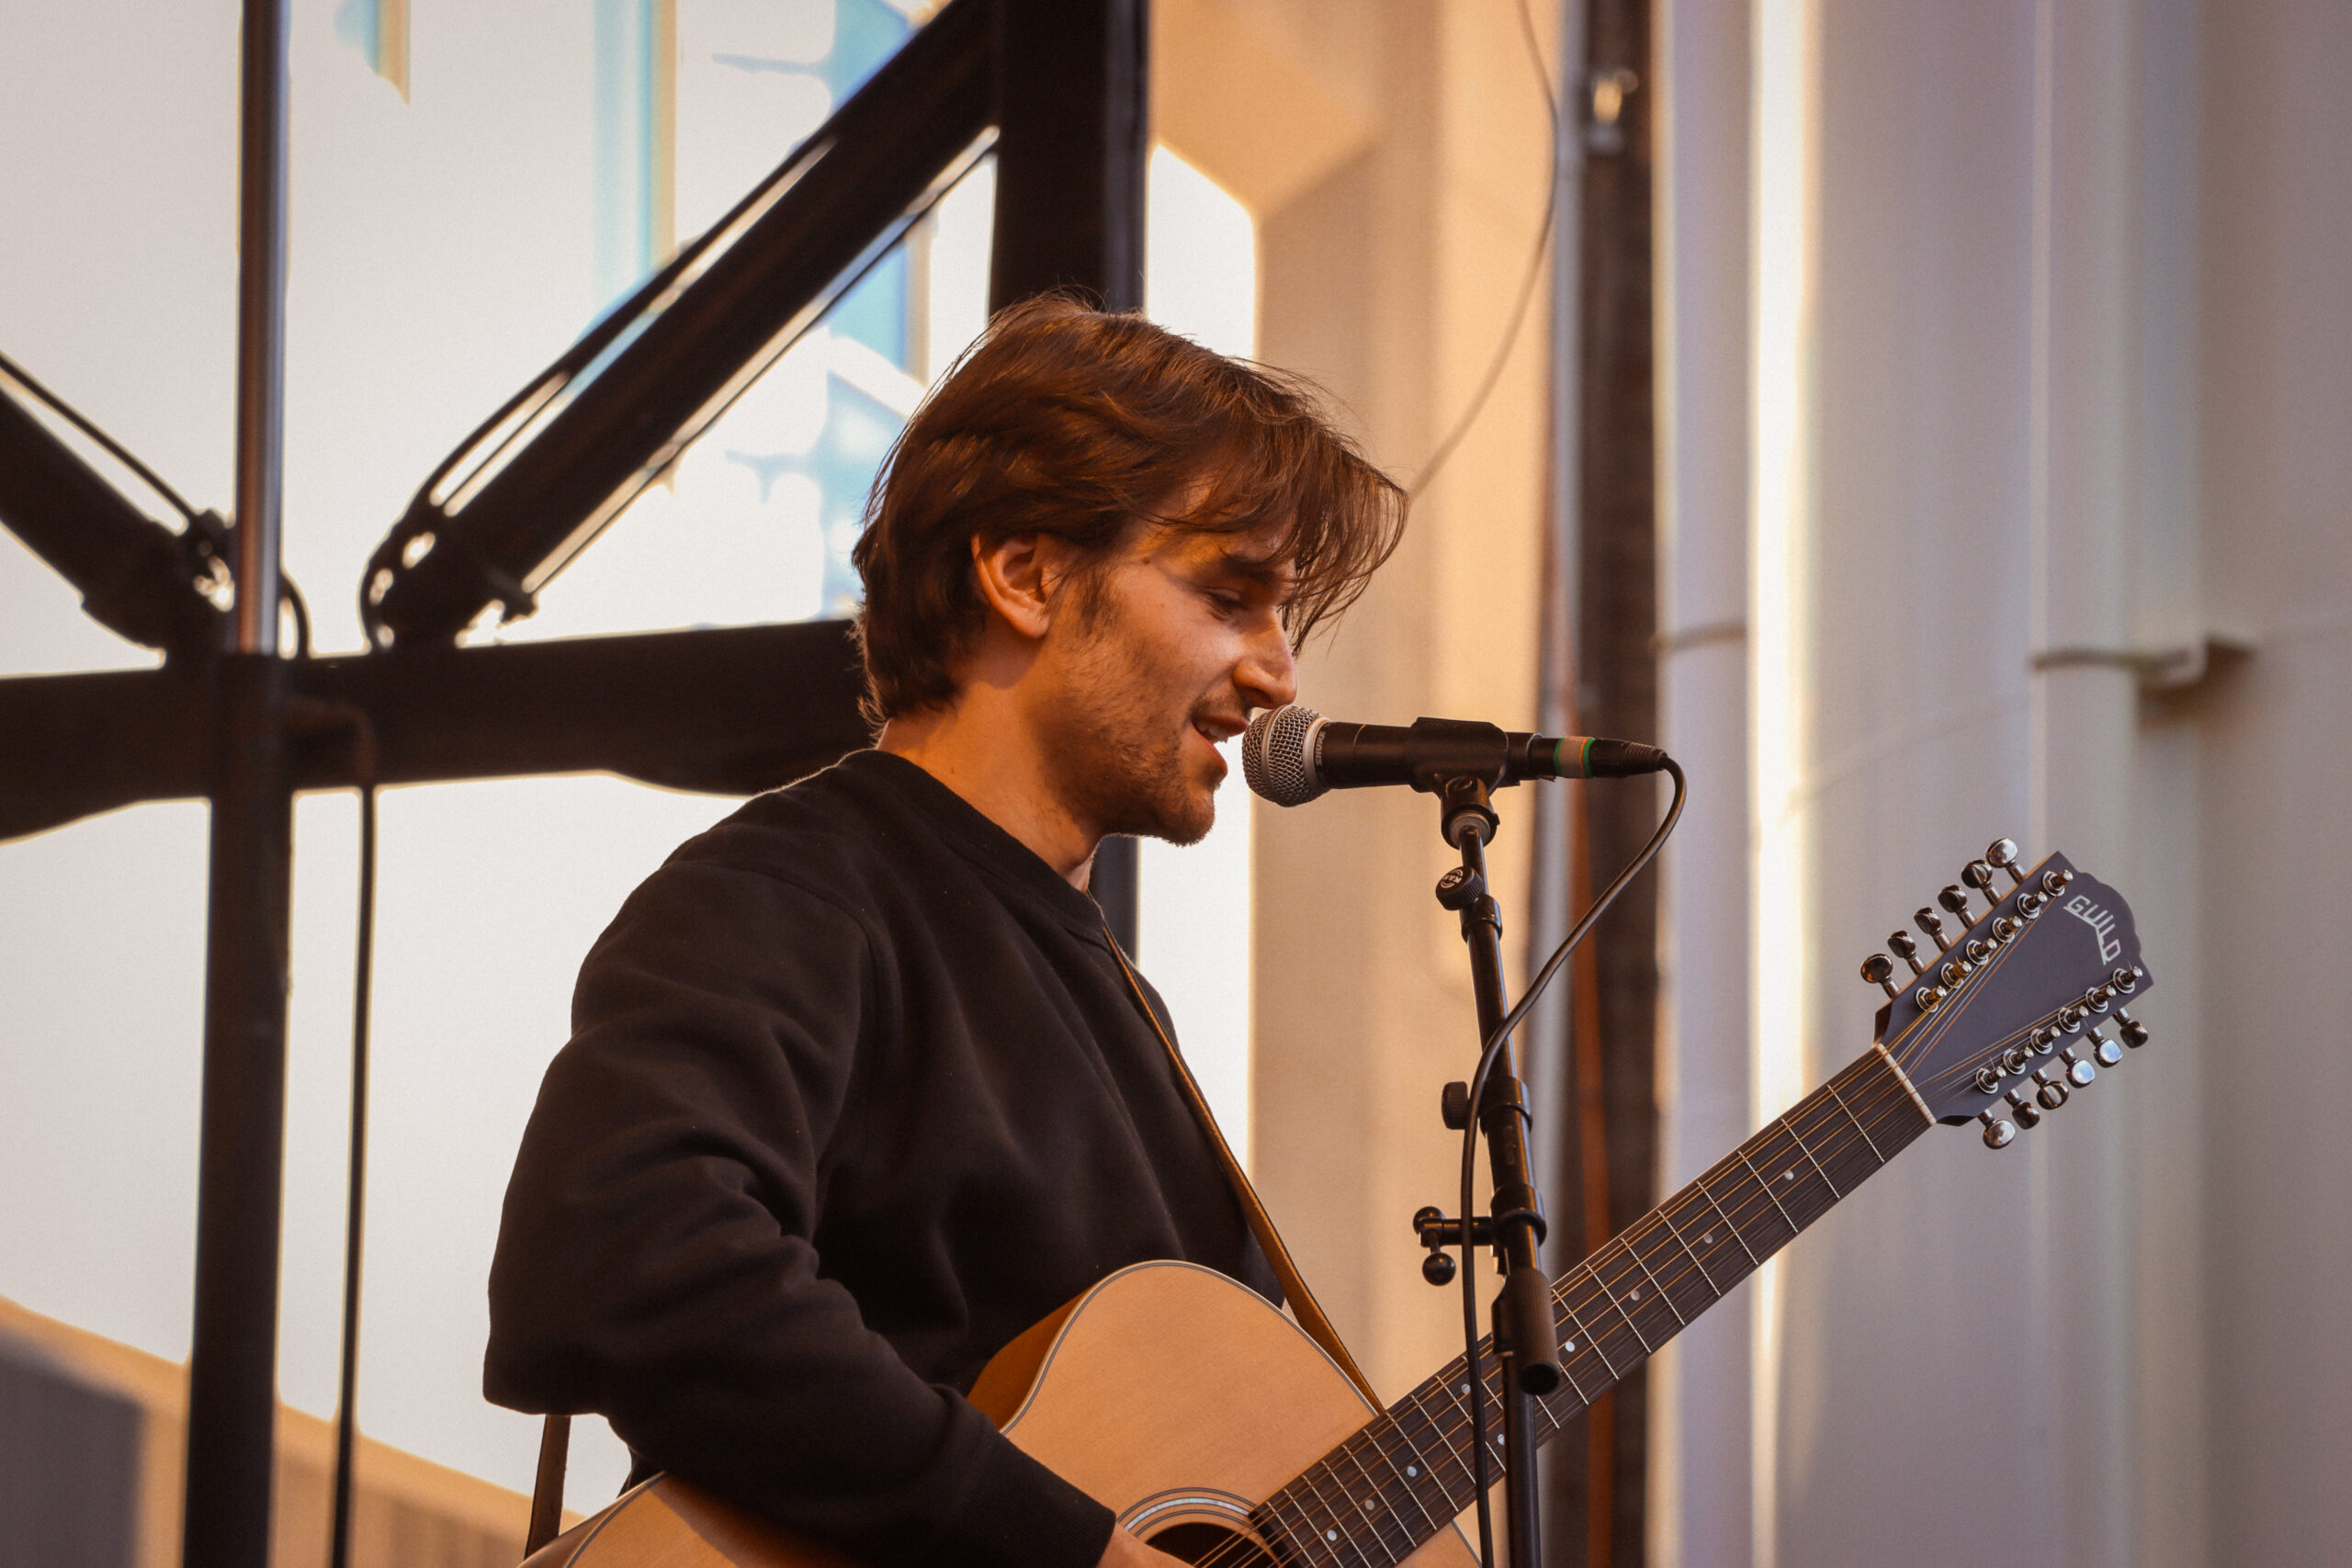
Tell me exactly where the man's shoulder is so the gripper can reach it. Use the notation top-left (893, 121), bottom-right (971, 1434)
top-left (660, 757), bottom-right (898, 898)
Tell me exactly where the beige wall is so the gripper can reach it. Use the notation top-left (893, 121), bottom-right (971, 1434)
top-left (0, 1294), bottom-right (556, 1568)
top-left (1159, 0), bottom-right (1566, 1398)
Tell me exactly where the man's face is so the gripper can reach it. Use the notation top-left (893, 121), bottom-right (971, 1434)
top-left (1033, 523), bottom-right (1300, 846)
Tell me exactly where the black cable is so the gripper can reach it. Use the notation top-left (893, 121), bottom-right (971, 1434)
top-left (1407, 0), bottom-right (1563, 504)
top-left (283, 578), bottom-right (312, 660)
top-left (0, 346), bottom-right (200, 522)
top-left (0, 346), bottom-right (322, 652)
top-left (1457, 758), bottom-right (1685, 1568)
top-left (326, 725), bottom-right (379, 1568)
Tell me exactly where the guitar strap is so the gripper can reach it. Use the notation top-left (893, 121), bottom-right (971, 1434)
top-left (1102, 920), bottom-right (1383, 1406)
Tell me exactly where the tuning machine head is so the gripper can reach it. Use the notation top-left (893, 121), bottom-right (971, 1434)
top-left (1860, 953), bottom-right (1898, 997)
top-left (1916, 906), bottom-right (1953, 950)
top-left (1985, 837), bottom-right (2024, 885)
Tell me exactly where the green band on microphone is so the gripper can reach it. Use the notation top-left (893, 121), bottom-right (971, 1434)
top-left (1579, 736), bottom-right (1596, 778)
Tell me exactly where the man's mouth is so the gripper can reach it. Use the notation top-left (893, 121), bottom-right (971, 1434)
top-left (1192, 713), bottom-right (1247, 746)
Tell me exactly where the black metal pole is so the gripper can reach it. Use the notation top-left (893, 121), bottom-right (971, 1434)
top-left (182, 3), bottom-right (293, 1564)
top-left (989, 0), bottom-right (1148, 954)
top-left (1442, 784), bottom-right (1561, 1568)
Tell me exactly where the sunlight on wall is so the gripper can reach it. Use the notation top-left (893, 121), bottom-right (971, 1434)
top-left (1138, 145), bottom-right (1261, 1163)
top-left (1746, 4), bottom-right (1821, 1566)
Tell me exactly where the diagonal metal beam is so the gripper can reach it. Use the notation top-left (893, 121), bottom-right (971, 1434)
top-left (364, 0), bottom-right (995, 648)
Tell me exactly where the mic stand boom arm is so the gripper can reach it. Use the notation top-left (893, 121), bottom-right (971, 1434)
top-left (1423, 769), bottom-right (1564, 1568)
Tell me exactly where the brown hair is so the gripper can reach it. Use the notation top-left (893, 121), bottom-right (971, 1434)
top-left (851, 294), bottom-right (1405, 721)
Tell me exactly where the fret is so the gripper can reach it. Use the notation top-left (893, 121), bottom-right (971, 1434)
top-left (1589, 1259), bottom-right (1665, 1354)
top-left (1656, 1197), bottom-right (1724, 1296)
top-left (1747, 1113), bottom-right (1850, 1230)
top-left (1622, 1227), bottom-right (1692, 1326)
top-left (1307, 1457), bottom-right (1392, 1568)
top-left (1396, 1376), bottom-right (1482, 1505)
top-left (1601, 1236), bottom-right (1692, 1348)
top-left (1782, 1111), bottom-right (1844, 1199)
top-left (1555, 1294), bottom-right (1621, 1380)
top-left (1332, 1436), bottom-right (1416, 1565)
top-left (1821, 1073), bottom-right (1887, 1162)
top-left (1255, 1486), bottom-right (1342, 1568)
top-left (1295, 1459), bottom-right (1391, 1568)
top-left (1541, 1321), bottom-right (1593, 1406)
top-left (1692, 1169), bottom-right (1763, 1267)
top-left (1361, 1416), bottom-right (1446, 1537)
top-left (1733, 1145), bottom-right (1803, 1241)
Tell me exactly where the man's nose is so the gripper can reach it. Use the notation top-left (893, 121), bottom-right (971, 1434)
top-left (1238, 621), bottom-right (1298, 710)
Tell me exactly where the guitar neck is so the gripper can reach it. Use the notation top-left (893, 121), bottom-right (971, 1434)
top-left (1253, 1046), bottom-right (1937, 1566)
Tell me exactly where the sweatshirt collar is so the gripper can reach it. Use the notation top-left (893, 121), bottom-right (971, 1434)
top-left (839, 750), bottom-right (1119, 942)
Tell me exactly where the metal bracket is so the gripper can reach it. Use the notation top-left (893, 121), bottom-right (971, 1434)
top-left (2030, 634), bottom-right (2250, 693)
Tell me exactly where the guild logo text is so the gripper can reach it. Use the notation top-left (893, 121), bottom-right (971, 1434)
top-left (2064, 895), bottom-right (2122, 963)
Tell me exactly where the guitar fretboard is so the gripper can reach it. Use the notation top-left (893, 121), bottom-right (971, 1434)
top-left (1250, 1047), bottom-right (1935, 1568)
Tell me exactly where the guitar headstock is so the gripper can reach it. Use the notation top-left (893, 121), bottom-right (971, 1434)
top-left (1860, 838), bottom-right (2154, 1148)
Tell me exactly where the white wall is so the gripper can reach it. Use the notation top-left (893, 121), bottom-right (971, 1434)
top-left (1652, 2), bottom-right (2352, 1564)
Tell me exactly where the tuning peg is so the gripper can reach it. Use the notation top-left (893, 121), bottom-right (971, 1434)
top-left (1889, 930), bottom-right (1925, 975)
top-left (1915, 907), bottom-right (1953, 951)
top-left (2117, 1008), bottom-right (2150, 1048)
top-left (1979, 1110), bottom-right (2017, 1149)
top-left (1986, 837), bottom-right (2025, 885)
top-left (1939, 885), bottom-right (1977, 930)
top-left (1962, 860), bottom-right (2000, 903)
top-left (2007, 1089), bottom-right (2042, 1129)
top-left (2087, 1024), bottom-right (2124, 1068)
top-left (2059, 1045), bottom-right (2098, 1088)
top-left (2032, 1066), bottom-right (2071, 1110)
top-left (1860, 953), bottom-right (1898, 998)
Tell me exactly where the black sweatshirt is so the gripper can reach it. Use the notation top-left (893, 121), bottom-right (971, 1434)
top-left (485, 749), bottom-right (1276, 1568)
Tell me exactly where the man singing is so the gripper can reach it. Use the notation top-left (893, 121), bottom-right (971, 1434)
top-left (486, 295), bottom-right (1405, 1568)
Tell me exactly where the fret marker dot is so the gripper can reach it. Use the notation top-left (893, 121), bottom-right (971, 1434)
top-left (1701, 1232), bottom-right (1714, 1246)
top-left (1326, 1529), bottom-right (1339, 1542)
top-left (1457, 1382), bottom-right (1470, 1396)
top-left (1564, 1340), bottom-right (1576, 1352)
top-left (1407, 1465), bottom-right (1419, 1478)
top-left (1629, 1287), bottom-right (1641, 1301)
top-left (1363, 1497), bottom-right (1378, 1514)
top-left (1781, 1169), bottom-right (1794, 1181)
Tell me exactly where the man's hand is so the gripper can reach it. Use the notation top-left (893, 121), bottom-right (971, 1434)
top-left (1096, 1526), bottom-right (1187, 1566)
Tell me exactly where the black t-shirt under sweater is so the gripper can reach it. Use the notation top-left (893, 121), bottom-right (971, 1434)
top-left (484, 749), bottom-right (1277, 1568)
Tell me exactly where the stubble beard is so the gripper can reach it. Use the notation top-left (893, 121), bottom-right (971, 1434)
top-left (1040, 620), bottom-right (1221, 849)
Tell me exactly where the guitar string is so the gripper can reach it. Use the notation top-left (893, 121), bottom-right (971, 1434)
top-left (1240, 1064), bottom-right (1921, 1565)
top-left (1289, 1067), bottom-right (1913, 1556)
top-left (1241, 1090), bottom-right (1882, 1568)
top-left (1260, 904), bottom-right (2107, 1561)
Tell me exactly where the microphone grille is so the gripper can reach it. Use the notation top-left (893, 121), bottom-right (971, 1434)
top-left (1243, 704), bottom-right (1327, 807)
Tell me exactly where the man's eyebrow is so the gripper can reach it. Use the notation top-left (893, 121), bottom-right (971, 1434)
top-left (1215, 547), bottom-right (1298, 588)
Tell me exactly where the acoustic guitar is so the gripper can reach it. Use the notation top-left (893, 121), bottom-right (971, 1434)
top-left (523, 843), bottom-right (2152, 1567)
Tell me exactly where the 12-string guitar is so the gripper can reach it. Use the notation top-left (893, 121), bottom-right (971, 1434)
top-left (523, 840), bottom-right (2152, 1567)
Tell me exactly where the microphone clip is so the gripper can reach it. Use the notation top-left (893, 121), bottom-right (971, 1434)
top-left (1439, 773), bottom-right (1500, 850)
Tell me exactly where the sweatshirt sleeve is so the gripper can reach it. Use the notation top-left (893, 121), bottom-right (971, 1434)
top-left (484, 855), bottom-right (1114, 1568)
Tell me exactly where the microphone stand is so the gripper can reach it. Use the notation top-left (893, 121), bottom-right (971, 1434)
top-left (1417, 772), bottom-right (1564, 1568)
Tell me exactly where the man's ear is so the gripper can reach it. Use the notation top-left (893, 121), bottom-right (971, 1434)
top-left (970, 532), bottom-right (1074, 642)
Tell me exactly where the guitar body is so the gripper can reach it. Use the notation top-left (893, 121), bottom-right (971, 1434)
top-left (524, 1260), bottom-right (1476, 1567)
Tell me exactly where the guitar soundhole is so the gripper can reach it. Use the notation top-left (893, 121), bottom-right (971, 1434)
top-left (1146, 1521), bottom-right (1279, 1566)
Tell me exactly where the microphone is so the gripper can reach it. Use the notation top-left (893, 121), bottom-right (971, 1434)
top-left (1242, 704), bottom-right (1668, 807)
